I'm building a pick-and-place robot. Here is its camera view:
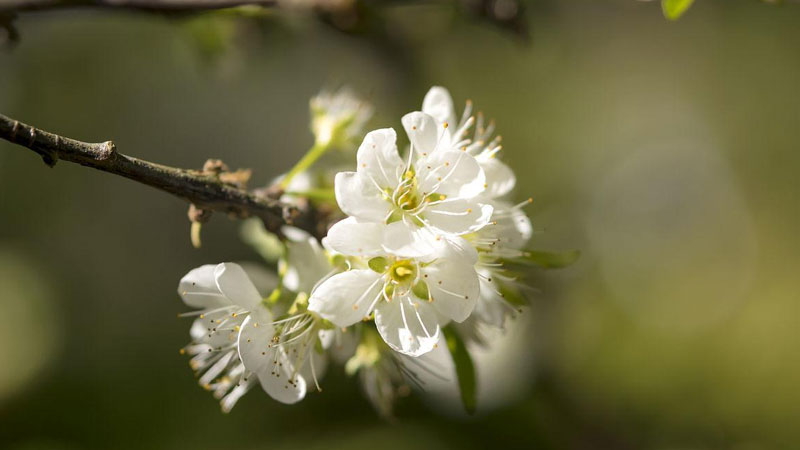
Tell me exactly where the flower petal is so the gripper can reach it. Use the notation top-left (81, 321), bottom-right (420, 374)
top-left (479, 156), bottom-right (516, 198)
top-left (421, 254), bottom-right (479, 323)
top-left (473, 269), bottom-right (511, 328)
top-left (237, 262), bottom-right (280, 297)
top-left (416, 150), bottom-right (486, 198)
top-left (190, 316), bottom-right (241, 348)
top-left (439, 236), bottom-right (479, 264)
top-left (282, 228), bottom-right (331, 294)
top-left (422, 86), bottom-right (457, 133)
top-left (179, 264), bottom-right (230, 309)
top-left (381, 221), bottom-right (440, 258)
top-left (334, 171), bottom-right (391, 222)
top-left (238, 313), bottom-right (307, 404)
top-left (374, 294), bottom-right (441, 356)
top-left (488, 200), bottom-right (533, 250)
top-left (424, 199), bottom-right (493, 235)
top-left (308, 270), bottom-right (384, 327)
top-left (214, 263), bottom-right (263, 310)
top-left (325, 217), bottom-right (386, 258)
top-left (356, 128), bottom-right (404, 189)
top-left (402, 111), bottom-right (440, 156)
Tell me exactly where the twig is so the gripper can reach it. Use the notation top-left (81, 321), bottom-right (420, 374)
top-left (0, 113), bottom-right (324, 238)
top-left (0, 0), bottom-right (277, 13)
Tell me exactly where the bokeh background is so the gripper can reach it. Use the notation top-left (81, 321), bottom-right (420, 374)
top-left (1, 0), bottom-right (799, 448)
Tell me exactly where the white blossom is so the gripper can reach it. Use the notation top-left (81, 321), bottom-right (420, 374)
top-left (309, 218), bottom-right (480, 356)
top-left (334, 123), bottom-right (493, 256)
top-left (178, 262), bottom-right (331, 409)
top-left (421, 86), bottom-right (515, 200)
top-left (310, 87), bottom-right (373, 149)
top-left (178, 263), bottom-right (276, 411)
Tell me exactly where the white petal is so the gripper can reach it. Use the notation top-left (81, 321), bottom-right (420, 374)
top-left (256, 350), bottom-right (307, 405)
top-left (479, 157), bottom-right (516, 198)
top-left (298, 348), bottom-right (328, 387)
top-left (237, 313), bottom-right (307, 404)
top-left (416, 150), bottom-right (486, 198)
top-left (422, 254), bottom-right (479, 323)
top-left (283, 230), bottom-right (331, 294)
top-left (179, 264), bottom-right (230, 309)
top-left (425, 199), bottom-right (493, 235)
top-left (190, 316), bottom-right (241, 349)
top-left (236, 310), bottom-right (276, 376)
top-left (487, 200), bottom-right (533, 250)
top-left (214, 263), bottom-right (263, 310)
top-left (308, 270), bottom-right (384, 327)
top-left (402, 111), bottom-right (440, 156)
top-left (473, 270), bottom-right (510, 328)
top-left (356, 128), bottom-right (404, 189)
top-left (325, 217), bottom-right (386, 258)
top-left (381, 221), bottom-right (440, 258)
top-left (237, 262), bottom-right (279, 297)
top-left (422, 86), bottom-right (457, 133)
top-left (334, 171), bottom-right (391, 222)
top-left (374, 294), bottom-right (440, 357)
top-left (438, 236), bottom-right (479, 264)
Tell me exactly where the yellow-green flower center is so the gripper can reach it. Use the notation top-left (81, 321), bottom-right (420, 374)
top-left (388, 260), bottom-right (417, 284)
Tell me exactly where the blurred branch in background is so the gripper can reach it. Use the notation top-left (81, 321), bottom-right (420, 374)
top-left (0, 0), bottom-right (529, 47)
top-left (0, 113), bottom-right (327, 239)
top-left (0, 0), bottom-right (278, 13)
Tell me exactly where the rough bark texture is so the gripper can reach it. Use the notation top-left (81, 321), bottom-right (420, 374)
top-left (0, 113), bottom-right (325, 238)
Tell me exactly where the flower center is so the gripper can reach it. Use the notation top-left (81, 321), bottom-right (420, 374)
top-left (388, 259), bottom-right (417, 284)
top-left (394, 170), bottom-right (420, 211)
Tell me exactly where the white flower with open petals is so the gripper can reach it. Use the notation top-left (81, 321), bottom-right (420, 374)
top-left (309, 220), bottom-right (480, 356)
top-left (421, 86), bottom-right (515, 199)
top-left (335, 122), bottom-right (492, 256)
top-left (178, 262), bottom-right (324, 408)
top-left (466, 198), bottom-right (534, 328)
top-left (178, 263), bottom-right (277, 410)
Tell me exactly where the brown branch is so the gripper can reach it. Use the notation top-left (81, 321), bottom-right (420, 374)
top-left (0, 0), bottom-right (277, 13)
top-left (0, 113), bottom-right (324, 239)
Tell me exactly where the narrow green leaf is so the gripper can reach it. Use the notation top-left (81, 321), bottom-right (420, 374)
top-left (442, 325), bottom-right (477, 414)
top-left (521, 249), bottom-right (580, 269)
top-left (661, 0), bottom-right (695, 20)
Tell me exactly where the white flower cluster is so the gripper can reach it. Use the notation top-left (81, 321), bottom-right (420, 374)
top-left (177, 87), bottom-right (541, 415)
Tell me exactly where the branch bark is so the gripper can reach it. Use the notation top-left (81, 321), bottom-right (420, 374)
top-left (0, 0), bottom-right (277, 13)
top-left (0, 113), bottom-right (324, 238)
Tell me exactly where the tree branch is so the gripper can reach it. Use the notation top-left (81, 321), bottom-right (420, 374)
top-left (0, 113), bottom-right (324, 238)
top-left (0, 0), bottom-right (277, 14)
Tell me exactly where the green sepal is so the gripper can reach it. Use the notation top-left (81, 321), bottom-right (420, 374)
top-left (518, 249), bottom-right (580, 269)
top-left (368, 256), bottom-right (389, 273)
top-left (498, 282), bottom-right (527, 307)
top-left (411, 280), bottom-right (430, 301)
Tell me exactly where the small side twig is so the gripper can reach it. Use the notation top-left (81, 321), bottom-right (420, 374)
top-left (0, 113), bottom-right (324, 239)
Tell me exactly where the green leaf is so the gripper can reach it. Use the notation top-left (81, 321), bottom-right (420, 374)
top-left (442, 325), bottom-right (477, 414)
top-left (661, 0), bottom-right (695, 20)
top-left (521, 250), bottom-right (580, 269)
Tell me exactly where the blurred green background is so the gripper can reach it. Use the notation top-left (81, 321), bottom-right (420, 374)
top-left (1, 0), bottom-right (799, 448)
